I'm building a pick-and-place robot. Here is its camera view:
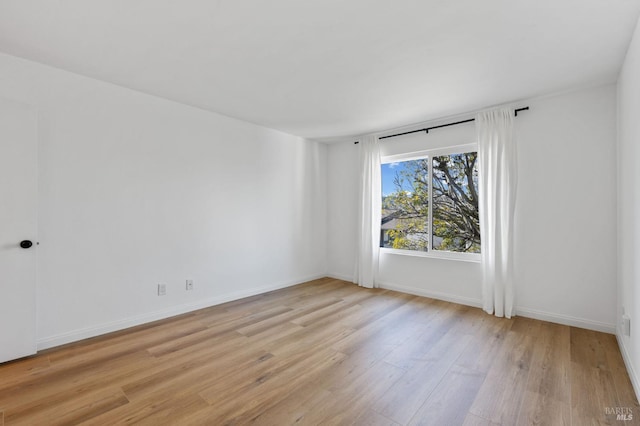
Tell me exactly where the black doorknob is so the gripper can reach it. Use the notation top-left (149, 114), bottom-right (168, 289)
top-left (20, 240), bottom-right (33, 249)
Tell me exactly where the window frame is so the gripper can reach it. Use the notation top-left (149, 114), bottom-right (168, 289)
top-left (380, 143), bottom-right (481, 263)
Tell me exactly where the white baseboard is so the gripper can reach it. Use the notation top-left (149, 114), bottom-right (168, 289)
top-left (377, 281), bottom-right (616, 334)
top-left (37, 273), bottom-right (326, 351)
top-left (377, 281), bottom-right (483, 309)
top-left (617, 332), bottom-right (640, 402)
top-left (326, 272), bottom-right (354, 283)
top-left (38, 273), bottom-right (617, 350)
top-left (516, 306), bottom-right (615, 334)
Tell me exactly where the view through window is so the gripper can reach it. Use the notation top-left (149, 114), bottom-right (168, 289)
top-left (381, 148), bottom-right (480, 255)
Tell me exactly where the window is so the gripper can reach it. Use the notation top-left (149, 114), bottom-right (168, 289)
top-left (380, 144), bottom-right (480, 260)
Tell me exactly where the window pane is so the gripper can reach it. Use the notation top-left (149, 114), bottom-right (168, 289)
top-left (381, 159), bottom-right (429, 251)
top-left (432, 152), bottom-right (480, 253)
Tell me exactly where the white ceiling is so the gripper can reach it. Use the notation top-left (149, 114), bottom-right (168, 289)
top-left (1, 1), bottom-right (639, 142)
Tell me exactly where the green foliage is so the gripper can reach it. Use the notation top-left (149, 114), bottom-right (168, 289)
top-left (432, 153), bottom-right (480, 253)
top-left (381, 153), bottom-right (480, 253)
top-left (382, 159), bottom-right (430, 251)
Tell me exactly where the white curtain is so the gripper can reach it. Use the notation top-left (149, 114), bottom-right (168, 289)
top-left (476, 108), bottom-right (517, 318)
top-left (354, 135), bottom-right (381, 288)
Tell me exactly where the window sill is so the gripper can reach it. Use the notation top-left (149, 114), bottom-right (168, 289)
top-left (379, 247), bottom-right (481, 263)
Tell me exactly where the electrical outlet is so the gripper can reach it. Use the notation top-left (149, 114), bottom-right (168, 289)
top-left (186, 279), bottom-right (194, 291)
top-left (158, 283), bottom-right (167, 296)
top-left (623, 315), bottom-right (631, 336)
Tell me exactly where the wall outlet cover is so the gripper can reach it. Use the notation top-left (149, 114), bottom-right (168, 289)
top-left (623, 315), bottom-right (631, 336)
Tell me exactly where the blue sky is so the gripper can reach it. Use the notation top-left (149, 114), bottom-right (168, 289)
top-left (382, 162), bottom-right (413, 196)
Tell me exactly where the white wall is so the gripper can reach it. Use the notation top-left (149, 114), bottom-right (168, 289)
top-left (515, 85), bottom-right (617, 331)
top-left (617, 15), bottom-right (640, 398)
top-left (327, 84), bottom-right (618, 332)
top-left (326, 141), bottom-right (359, 281)
top-left (0, 52), bottom-right (327, 349)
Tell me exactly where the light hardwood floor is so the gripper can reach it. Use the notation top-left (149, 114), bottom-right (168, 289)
top-left (0, 278), bottom-right (638, 425)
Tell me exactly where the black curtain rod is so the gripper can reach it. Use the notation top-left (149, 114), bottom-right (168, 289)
top-left (354, 106), bottom-right (529, 144)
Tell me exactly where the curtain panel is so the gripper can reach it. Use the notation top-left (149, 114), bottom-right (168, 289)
top-left (354, 135), bottom-right (381, 288)
top-left (476, 108), bottom-right (517, 318)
